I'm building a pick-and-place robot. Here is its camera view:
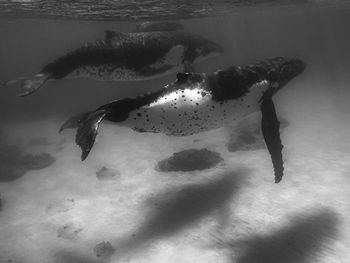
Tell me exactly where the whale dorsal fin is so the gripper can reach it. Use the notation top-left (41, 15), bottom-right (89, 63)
top-left (176, 73), bottom-right (192, 84)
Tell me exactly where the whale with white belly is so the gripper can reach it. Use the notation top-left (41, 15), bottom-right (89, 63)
top-left (60, 57), bottom-right (306, 183)
top-left (3, 29), bottom-right (222, 97)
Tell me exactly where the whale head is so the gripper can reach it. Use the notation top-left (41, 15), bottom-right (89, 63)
top-left (268, 57), bottom-right (306, 92)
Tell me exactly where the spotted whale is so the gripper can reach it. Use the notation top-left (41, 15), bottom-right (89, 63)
top-left (60, 57), bottom-right (306, 183)
top-left (3, 30), bottom-right (222, 97)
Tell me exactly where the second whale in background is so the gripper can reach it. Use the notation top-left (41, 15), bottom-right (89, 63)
top-left (4, 23), bottom-right (223, 97)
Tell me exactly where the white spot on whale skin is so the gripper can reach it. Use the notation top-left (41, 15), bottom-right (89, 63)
top-left (149, 85), bottom-right (211, 108)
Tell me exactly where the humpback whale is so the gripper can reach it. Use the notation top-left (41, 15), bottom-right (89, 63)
top-left (3, 30), bottom-right (222, 97)
top-left (60, 57), bottom-right (306, 183)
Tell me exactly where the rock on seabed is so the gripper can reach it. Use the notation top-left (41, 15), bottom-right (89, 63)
top-left (156, 148), bottom-right (223, 172)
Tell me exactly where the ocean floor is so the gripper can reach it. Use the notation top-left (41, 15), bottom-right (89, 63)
top-left (0, 71), bottom-right (350, 263)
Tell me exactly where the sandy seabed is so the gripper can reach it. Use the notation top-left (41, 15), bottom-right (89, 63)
top-left (0, 73), bottom-right (350, 263)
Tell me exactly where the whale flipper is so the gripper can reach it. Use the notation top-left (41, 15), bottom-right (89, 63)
top-left (260, 95), bottom-right (284, 183)
top-left (75, 110), bottom-right (108, 161)
top-left (2, 73), bottom-right (50, 97)
top-left (59, 112), bottom-right (92, 133)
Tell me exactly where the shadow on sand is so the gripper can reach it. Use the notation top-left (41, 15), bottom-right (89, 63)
top-left (224, 208), bottom-right (339, 263)
top-left (0, 131), bottom-right (55, 182)
top-left (111, 171), bottom-right (246, 259)
top-left (53, 251), bottom-right (99, 263)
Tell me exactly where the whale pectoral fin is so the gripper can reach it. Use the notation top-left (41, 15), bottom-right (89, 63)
top-left (75, 110), bottom-right (108, 161)
top-left (2, 73), bottom-right (49, 96)
top-left (260, 96), bottom-right (284, 183)
top-left (59, 112), bottom-right (92, 133)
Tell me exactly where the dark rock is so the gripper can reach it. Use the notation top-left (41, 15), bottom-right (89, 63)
top-left (93, 241), bottom-right (115, 258)
top-left (21, 153), bottom-right (55, 170)
top-left (0, 145), bottom-right (22, 166)
top-left (28, 137), bottom-right (51, 146)
top-left (54, 251), bottom-right (99, 263)
top-left (96, 167), bottom-right (120, 181)
top-left (0, 144), bottom-right (29, 182)
top-left (55, 146), bottom-right (64, 152)
top-left (279, 117), bottom-right (290, 129)
top-left (226, 116), bottom-right (289, 152)
top-left (0, 166), bottom-right (27, 182)
top-left (227, 133), bottom-right (265, 152)
top-left (0, 142), bottom-right (56, 182)
top-left (58, 138), bottom-right (67, 146)
top-left (156, 148), bottom-right (223, 172)
top-left (46, 199), bottom-right (75, 215)
top-left (57, 223), bottom-right (83, 240)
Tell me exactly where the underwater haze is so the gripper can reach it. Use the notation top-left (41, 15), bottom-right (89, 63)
top-left (1, 1), bottom-right (350, 263)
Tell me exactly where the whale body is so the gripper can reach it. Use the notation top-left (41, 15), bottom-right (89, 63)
top-left (60, 57), bottom-right (306, 183)
top-left (4, 30), bottom-right (222, 97)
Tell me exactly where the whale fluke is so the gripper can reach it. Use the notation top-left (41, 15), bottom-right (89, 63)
top-left (2, 73), bottom-right (50, 97)
top-left (74, 110), bottom-right (108, 161)
top-left (59, 112), bottom-right (92, 133)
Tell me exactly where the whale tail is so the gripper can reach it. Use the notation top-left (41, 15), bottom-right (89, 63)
top-left (60, 110), bottom-right (108, 161)
top-left (61, 98), bottom-right (136, 161)
top-left (59, 112), bottom-right (92, 133)
top-left (2, 73), bottom-right (50, 97)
